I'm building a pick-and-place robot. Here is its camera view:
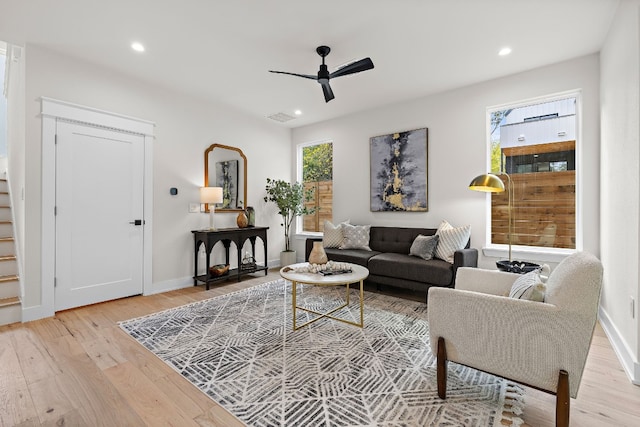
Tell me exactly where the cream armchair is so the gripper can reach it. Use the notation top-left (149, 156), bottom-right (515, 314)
top-left (428, 252), bottom-right (603, 427)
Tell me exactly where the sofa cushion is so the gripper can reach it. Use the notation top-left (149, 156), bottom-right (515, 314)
top-left (340, 224), bottom-right (372, 250)
top-left (367, 253), bottom-right (453, 286)
top-left (323, 220), bottom-right (349, 248)
top-left (325, 248), bottom-right (380, 268)
top-left (369, 227), bottom-right (437, 253)
top-left (409, 234), bottom-right (439, 260)
top-left (435, 220), bottom-right (471, 263)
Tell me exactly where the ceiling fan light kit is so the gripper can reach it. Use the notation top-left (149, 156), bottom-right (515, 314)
top-left (269, 45), bottom-right (374, 102)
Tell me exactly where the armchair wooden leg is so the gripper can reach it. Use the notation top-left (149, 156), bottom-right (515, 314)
top-left (437, 337), bottom-right (448, 399)
top-left (556, 369), bottom-right (570, 427)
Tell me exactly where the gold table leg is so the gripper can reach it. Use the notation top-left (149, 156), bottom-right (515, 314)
top-left (292, 280), bottom-right (297, 330)
top-left (291, 280), bottom-right (365, 330)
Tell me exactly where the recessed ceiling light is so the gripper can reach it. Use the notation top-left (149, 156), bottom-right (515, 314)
top-left (131, 42), bottom-right (145, 52)
top-left (294, 110), bottom-right (302, 116)
top-left (498, 47), bottom-right (512, 56)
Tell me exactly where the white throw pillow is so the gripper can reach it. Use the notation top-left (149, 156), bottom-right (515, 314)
top-left (509, 270), bottom-right (546, 302)
top-left (323, 220), bottom-right (350, 248)
top-left (434, 220), bottom-right (471, 263)
top-left (339, 224), bottom-right (372, 251)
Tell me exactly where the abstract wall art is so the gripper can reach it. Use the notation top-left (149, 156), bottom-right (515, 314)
top-left (215, 160), bottom-right (239, 209)
top-left (370, 128), bottom-right (428, 212)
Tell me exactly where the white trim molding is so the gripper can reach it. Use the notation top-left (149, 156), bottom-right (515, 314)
top-left (32, 97), bottom-right (155, 321)
top-left (599, 306), bottom-right (640, 385)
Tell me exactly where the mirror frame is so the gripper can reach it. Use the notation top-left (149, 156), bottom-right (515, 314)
top-left (204, 143), bottom-right (248, 213)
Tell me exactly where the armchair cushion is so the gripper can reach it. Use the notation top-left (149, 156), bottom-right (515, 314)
top-left (509, 270), bottom-right (546, 302)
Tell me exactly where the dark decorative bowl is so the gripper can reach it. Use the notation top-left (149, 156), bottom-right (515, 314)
top-left (209, 264), bottom-right (230, 277)
top-left (496, 260), bottom-right (540, 274)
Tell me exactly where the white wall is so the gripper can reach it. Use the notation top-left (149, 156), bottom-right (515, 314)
top-left (5, 45), bottom-right (25, 298)
top-left (600, 0), bottom-right (640, 384)
top-left (292, 54), bottom-right (601, 269)
top-left (21, 45), bottom-right (291, 312)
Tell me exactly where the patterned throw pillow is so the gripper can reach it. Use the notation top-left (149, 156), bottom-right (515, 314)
top-left (339, 224), bottom-right (372, 251)
top-left (434, 220), bottom-right (471, 263)
top-left (509, 270), bottom-right (546, 302)
top-left (323, 220), bottom-right (350, 248)
top-left (409, 234), bottom-right (440, 260)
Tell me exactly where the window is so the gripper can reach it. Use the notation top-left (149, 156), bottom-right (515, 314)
top-left (298, 141), bottom-right (333, 233)
top-left (488, 95), bottom-right (578, 250)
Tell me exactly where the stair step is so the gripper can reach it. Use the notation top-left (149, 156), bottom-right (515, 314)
top-left (0, 275), bottom-right (18, 283)
top-left (0, 274), bottom-right (19, 300)
top-left (0, 237), bottom-right (13, 242)
top-left (0, 296), bottom-right (19, 308)
top-left (0, 255), bottom-right (16, 262)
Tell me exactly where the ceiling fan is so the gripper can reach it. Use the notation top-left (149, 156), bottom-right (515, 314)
top-left (269, 45), bottom-right (374, 103)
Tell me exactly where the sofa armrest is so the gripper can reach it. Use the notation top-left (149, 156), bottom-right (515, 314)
top-left (305, 237), bottom-right (322, 261)
top-left (451, 248), bottom-right (478, 284)
top-left (455, 267), bottom-right (520, 296)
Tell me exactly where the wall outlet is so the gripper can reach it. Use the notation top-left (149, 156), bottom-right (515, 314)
top-left (189, 203), bottom-right (200, 213)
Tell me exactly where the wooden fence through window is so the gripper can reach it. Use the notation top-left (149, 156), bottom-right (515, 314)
top-left (303, 180), bottom-right (333, 232)
top-left (491, 170), bottom-right (575, 249)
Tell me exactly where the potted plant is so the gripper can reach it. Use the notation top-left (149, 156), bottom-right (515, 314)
top-left (264, 178), bottom-right (315, 266)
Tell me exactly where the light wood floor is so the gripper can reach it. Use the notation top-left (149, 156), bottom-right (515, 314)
top-left (1, 270), bottom-right (639, 426)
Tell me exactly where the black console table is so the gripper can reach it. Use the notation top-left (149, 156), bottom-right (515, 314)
top-left (192, 226), bottom-right (269, 290)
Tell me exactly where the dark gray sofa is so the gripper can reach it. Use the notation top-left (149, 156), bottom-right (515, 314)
top-left (305, 226), bottom-right (478, 300)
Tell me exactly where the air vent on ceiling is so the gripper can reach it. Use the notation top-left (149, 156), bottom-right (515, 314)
top-left (267, 112), bottom-right (297, 123)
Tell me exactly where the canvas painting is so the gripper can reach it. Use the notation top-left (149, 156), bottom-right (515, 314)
top-left (215, 160), bottom-right (239, 208)
top-left (370, 128), bottom-right (428, 212)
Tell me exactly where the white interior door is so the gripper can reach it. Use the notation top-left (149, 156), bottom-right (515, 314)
top-left (55, 120), bottom-right (145, 311)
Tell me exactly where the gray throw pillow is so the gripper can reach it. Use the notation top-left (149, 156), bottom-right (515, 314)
top-left (409, 234), bottom-right (440, 260)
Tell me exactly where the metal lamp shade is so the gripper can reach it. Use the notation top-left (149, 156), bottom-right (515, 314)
top-left (468, 173), bottom-right (506, 193)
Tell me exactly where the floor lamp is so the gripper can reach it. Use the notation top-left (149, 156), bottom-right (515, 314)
top-left (468, 172), bottom-right (513, 262)
top-left (200, 187), bottom-right (224, 230)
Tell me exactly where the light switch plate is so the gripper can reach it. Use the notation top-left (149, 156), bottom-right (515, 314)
top-left (189, 203), bottom-right (200, 213)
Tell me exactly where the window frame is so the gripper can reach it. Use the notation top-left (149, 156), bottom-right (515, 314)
top-left (483, 90), bottom-right (583, 262)
top-left (295, 138), bottom-right (333, 238)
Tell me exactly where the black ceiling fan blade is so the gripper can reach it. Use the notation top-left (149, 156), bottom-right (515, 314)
top-left (329, 58), bottom-right (374, 79)
top-left (321, 81), bottom-right (335, 102)
top-left (268, 70), bottom-right (317, 80)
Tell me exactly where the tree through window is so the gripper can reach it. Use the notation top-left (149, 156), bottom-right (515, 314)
top-left (300, 141), bottom-right (333, 232)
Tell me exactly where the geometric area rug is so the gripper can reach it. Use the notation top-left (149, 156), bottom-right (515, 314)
top-left (119, 279), bottom-right (525, 427)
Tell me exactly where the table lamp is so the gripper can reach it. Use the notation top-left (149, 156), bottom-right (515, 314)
top-left (200, 187), bottom-right (224, 230)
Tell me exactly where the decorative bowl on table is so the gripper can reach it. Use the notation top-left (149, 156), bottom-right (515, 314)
top-left (209, 264), bottom-right (230, 277)
top-left (496, 260), bottom-right (540, 274)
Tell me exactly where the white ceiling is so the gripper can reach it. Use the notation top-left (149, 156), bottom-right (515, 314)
top-left (0, 0), bottom-right (620, 128)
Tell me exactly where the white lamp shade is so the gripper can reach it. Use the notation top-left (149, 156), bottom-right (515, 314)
top-left (200, 187), bottom-right (223, 204)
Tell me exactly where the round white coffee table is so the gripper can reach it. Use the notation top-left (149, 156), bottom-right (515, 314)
top-left (280, 262), bottom-right (369, 330)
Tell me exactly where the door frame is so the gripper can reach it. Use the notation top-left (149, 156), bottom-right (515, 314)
top-left (40, 97), bottom-right (154, 318)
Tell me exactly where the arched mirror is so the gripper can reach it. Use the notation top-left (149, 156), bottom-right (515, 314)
top-left (204, 143), bottom-right (247, 213)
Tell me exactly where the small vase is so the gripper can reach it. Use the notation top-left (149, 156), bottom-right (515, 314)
top-left (245, 206), bottom-right (255, 227)
top-left (236, 211), bottom-right (248, 228)
top-left (308, 241), bottom-right (328, 264)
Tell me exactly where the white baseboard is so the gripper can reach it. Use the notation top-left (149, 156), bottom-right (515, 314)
top-left (599, 306), bottom-right (640, 385)
top-left (145, 276), bottom-right (193, 295)
top-left (22, 303), bottom-right (55, 323)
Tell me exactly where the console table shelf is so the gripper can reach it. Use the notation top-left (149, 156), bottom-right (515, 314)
top-left (192, 226), bottom-right (269, 290)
